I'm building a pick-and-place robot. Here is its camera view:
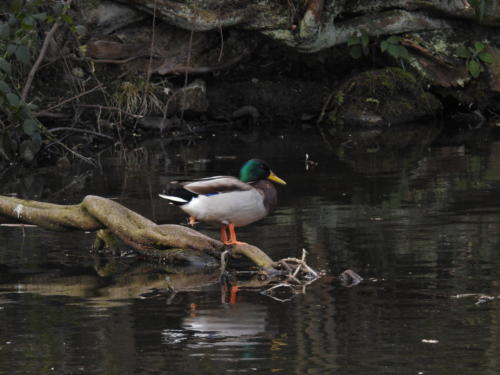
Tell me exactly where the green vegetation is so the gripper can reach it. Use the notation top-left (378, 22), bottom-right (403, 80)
top-left (380, 36), bottom-right (409, 61)
top-left (347, 31), bottom-right (370, 59)
top-left (0, 0), bottom-right (75, 163)
top-left (455, 41), bottom-right (493, 78)
top-left (347, 32), bottom-right (409, 64)
top-left (0, 1), bottom-right (46, 145)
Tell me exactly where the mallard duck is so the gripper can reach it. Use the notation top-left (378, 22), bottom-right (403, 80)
top-left (159, 159), bottom-right (286, 245)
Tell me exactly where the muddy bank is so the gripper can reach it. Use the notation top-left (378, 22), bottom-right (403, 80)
top-left (2, 1), bottom-right (500, 169)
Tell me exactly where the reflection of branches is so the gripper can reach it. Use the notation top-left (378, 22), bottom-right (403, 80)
top-left (48, 170), bottom-right (94, 201)
top-left (260, 249), bottom-right (320, 302)
top-left (218, 248), bottom-right (322, 303)
top-left (452, 293), bottom-right (500, 305)
top-left (0, 249), bottom-right (359, 306)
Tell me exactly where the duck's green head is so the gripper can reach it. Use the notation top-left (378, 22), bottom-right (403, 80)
top-left (239, 159), bottom-right (286, 185)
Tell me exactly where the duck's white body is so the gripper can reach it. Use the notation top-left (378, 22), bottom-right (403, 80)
top-left (180, 189), bottom-right (267, 227)
top-left (159, 176), bottom-right (273, 227)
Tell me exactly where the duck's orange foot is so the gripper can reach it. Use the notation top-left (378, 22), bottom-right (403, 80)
top-left (222, 223), bottom-right (248, 246)
top-left (229, 286), bottom-right (240, 304)
top-left (223, 239), bottom-right (248, 246)
top-left (188, 216), bottom-right (198, 226)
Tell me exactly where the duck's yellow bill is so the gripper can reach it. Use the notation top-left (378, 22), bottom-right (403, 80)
top-left (268, 171), bottom-right (286, 185)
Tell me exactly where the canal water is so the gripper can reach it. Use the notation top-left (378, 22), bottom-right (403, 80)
top-left (0, 126), bottom-right (499, 375)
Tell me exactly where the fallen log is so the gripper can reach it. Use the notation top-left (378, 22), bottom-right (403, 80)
top-left (0, 194), bottom-right (275, 270)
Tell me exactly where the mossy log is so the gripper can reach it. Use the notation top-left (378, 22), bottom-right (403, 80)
top-left (0, 195), bottom-right (275, 270)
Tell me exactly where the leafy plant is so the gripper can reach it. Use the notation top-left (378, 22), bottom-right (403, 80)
top-left (0, 1), bottom-right (48, 155)
top-left (455, 41), bottom-right (493, 78)
top-left (380, 36), bottom-right (409, 60)
top-left (347, 31), bottom-right (370, 59)
top-left (0, 0), bottom-right (75, 163)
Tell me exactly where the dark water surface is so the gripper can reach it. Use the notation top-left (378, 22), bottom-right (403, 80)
top-left (1, 128), bottom-right (500, 375)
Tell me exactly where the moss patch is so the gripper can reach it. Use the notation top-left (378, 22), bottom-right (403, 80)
top-left (327, 67), bottom-right (442, 128)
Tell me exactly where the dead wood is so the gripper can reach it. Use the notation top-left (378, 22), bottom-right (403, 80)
top-left (0, 194), bottom-right (275, 269)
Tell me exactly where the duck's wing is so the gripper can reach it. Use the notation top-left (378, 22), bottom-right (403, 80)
top-left (182, 176), bottom-right (253, 195)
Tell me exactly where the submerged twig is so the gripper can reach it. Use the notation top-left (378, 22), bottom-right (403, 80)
top-left (261, 249), bottom-right (320, 302)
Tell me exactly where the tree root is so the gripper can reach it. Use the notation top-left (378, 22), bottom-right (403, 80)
top-left (0, 195), bottom-right (294, 275)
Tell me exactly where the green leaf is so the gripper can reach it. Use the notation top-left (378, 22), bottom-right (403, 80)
top-left (474, 41), bottom-right (485, 52)
top-left (387, 36), bottom-right (401, 45)
top-left (0, 22), bottom-right (11, 39)
top-left (478, 51), bottom-right (493, 64)
top-left (23, 118), bottom-right (38, 136)
top-left (33, 13), bottom-right (47, 21)
top-left (62, 14), bottom-right (73, 25)
top-left (455, 45), bottom-right (470, 58)
top-left (347, 34), bottom-right (359, 46)
top-left (0, 80), bottom-right (11, 94)
top-left (387, 44), bottom-right (401, 58)
top-left (31, 131), bottom-right (42, 145)
top-left (15, 45), bottom-right (31, 65)
top-left (22, 16), bottom-right (34, 26)
top-left (468, 59), bottom-right (481, 78)
top-left (380, 40), bottom-right (389, 53)
top-left (361, 33), bottom-right (369, 48)
top-left (397, 45), bottom-right (409, 60)
top-left (6, 43), bottom-right (17, 57)
top-left (0, 58), bottom-right (11, 74)
top-left (19, 105), bottom-right (31, 119)
top-left (6, 92), bottom-right (20, 106)
top-left (7, 14), bottom-right (18, 27)
top-left (349, 45), bottom-right (362, 59)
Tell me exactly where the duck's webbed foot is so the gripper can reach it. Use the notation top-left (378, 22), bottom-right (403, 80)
top-left (188, 216), bottom-right (199, 226)
top-left (220, 223), bottom-right (248, 245)
top-left (226, 223), bottom-right (248, 245)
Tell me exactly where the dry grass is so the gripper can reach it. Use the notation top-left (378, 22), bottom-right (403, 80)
top-left (111, 78), bottom-right (166, 116)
